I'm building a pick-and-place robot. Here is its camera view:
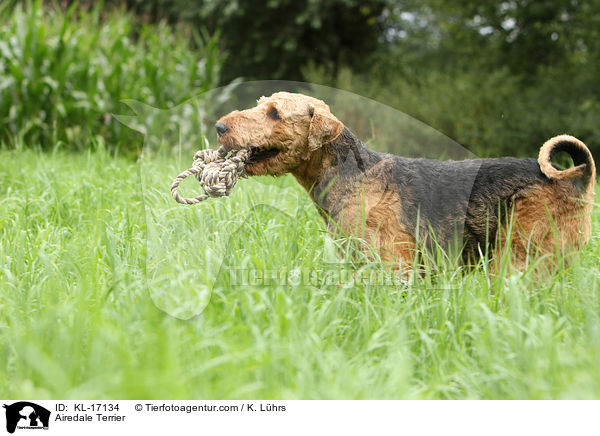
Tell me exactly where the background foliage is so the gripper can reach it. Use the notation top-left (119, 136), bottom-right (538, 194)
top-left (2, 0), bottom-right (600, 157)
top-left (0, 1), bottom-right (222, 153)
top-left (84, 0), bottom-right (388, 82)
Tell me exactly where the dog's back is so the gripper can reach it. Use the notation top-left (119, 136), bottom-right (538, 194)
top-left (383, 135), bottom-right (595, 263)
top-left (325, 132), bottom-right (595, 265)
top-left (378, 156), bottom-right (546, 249)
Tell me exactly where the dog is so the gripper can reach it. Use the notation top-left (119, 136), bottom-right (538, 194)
top-left (215, 92), bottom-right (596, 271)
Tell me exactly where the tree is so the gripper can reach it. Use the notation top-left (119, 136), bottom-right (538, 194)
top-left (85, 0), bottom-right (389, 82)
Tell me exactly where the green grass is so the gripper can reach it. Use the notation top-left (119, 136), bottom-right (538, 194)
top-left (1, 146), bottom-right (599, 399)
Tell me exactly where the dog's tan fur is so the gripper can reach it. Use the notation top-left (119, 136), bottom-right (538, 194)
top-left (217, 92), bottom-right (596, 271)
top-left (496, 182), bottom-right (592, 269)
top-left (217, 93), bottom-right (343, 178)
top-left (336, 174), bottom-right (416, 270)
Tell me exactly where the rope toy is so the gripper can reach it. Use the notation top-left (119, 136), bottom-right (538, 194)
top-left (171, 147), bottom-right (249, 204)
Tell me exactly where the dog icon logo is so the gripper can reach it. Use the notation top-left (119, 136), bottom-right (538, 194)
top-left (3, 402), bottom-right (50, 433)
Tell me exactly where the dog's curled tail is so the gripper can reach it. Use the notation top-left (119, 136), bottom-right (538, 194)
top-left (538, 134), bottom-right (596, 197)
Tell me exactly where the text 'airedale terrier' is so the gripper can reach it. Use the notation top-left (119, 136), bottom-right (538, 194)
top-left (215, 92), bottom-right (596, 271)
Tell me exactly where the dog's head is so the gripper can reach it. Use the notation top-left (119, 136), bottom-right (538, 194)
top-left (215, 92), bottom-right (344, 176)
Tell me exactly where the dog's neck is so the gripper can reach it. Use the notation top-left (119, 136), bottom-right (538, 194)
top-left (291, 127), bottom-right (381, 217)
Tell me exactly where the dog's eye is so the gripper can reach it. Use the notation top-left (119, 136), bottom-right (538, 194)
top-left (268, 107), bottom-right (280, 120)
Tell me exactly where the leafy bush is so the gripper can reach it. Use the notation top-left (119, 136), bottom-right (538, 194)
top-left (0, 1), bottom-right (224, 153)
top-left (305, 65), bottom-right (600, 159)
top-left (80, 0), bottom-right (388, 83)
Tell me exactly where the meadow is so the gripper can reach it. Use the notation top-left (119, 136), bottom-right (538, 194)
top-left (1, 1), bottom-right (600, 400)
top-left (1, 145), bottom-right (599, 399)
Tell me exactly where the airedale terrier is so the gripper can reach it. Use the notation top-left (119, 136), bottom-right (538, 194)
top-left (216, 92), bottom-right (596, 270)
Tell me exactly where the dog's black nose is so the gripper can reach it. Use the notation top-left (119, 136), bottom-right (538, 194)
top-left (215, 122), bottom-right (228, 137)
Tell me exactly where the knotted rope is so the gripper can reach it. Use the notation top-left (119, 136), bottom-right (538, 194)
top-left (171, 147), bottom-right (249, 204)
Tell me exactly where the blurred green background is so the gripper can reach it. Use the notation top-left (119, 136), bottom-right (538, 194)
top-left (1, 0), bottom-right (599, 158)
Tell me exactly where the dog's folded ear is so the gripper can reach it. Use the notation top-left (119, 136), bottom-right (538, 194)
top-left (307, 103), bottom-right (344, 152)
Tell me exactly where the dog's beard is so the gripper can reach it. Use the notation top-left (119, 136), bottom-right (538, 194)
top-left (245, 151), bottom-right (297, 176)
top-left (243, 144), bottom-right (286, 175)
top-left (245, 156), bottom-right (282, 175)
top-left (247, 145), bottom-right (281, 163)
top-left (217, 134), bottom-right (304, 176)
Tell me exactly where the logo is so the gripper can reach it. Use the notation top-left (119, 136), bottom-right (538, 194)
top-left (3, 402), bottom-right (50, 434)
